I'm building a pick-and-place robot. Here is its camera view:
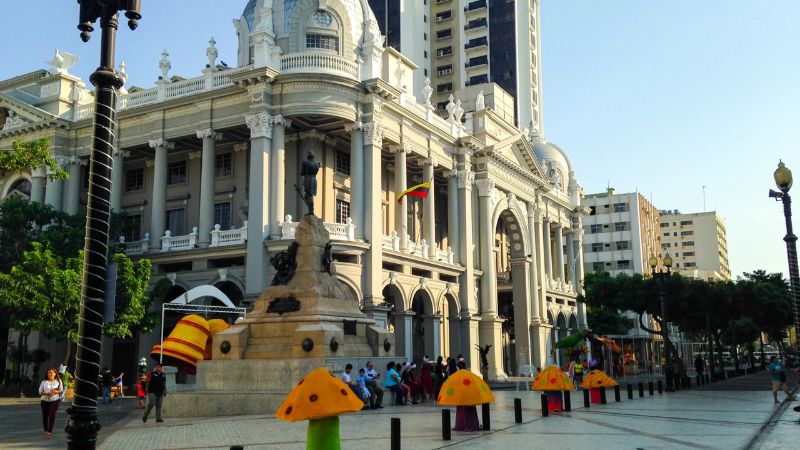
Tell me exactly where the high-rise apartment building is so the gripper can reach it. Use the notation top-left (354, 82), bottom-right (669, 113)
top-left (659, 210), bottom-right (731, 281)
top-left (370, 0), bottom-right (543, 131)
top-left (582, 189), bottom-right (662, 277)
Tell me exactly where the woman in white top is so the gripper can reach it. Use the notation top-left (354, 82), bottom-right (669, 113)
top-left (38, 368), bottom-right (63, 438)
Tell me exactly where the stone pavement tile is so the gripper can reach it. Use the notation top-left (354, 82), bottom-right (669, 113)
top-left (100, 390), bottom-right (785, 450)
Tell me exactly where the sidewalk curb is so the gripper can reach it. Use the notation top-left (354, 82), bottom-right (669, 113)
top-left (743, 384), bottom-right (798, 450)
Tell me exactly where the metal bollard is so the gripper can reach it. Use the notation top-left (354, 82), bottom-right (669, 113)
top-left (600, 388), bottom-right (607, 404)
top-left (564, 391), bottom-right (571, 412)
top-left (391, 418), bottom-right (401, 450)
top-left (648, 381), bottom-right (654, 396)
top-left (442, 409), bottom-right (451, 441)
top-left (614, 385), bottom-right (621, 402)
top-left (627, 384), bottom-right (633, 399)
top-left (541, 394), bottom-right (549, 417)
top-left (482, 403), bottom-right (491, 431)
top-left (638, 382), bottom-right (644, 398)
top-left (514, 398), bottom-right (523, 423)
top-left (705, 374), bottom-right (710, 384)
top-left (230, 447), bottom-right (244, 450)
top-left (583, 388), bottom-right (590, 408)
top-left (657, 380), bottom-right (663, 394)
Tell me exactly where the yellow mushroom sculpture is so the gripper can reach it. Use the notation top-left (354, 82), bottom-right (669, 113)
top-left (276, 367), bottom-right (365, 450)
top-left (579, 370), bottom-right (618, 389)
top-left (532, 365), bottom-right (575, 392)
top-left (437, 369), bottom-right (495, 406)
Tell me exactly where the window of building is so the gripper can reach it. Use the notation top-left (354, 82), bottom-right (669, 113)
top-left (465, 36), bottom-right (488, 49)
top-left (436, 29), bottom-right (452, 39)
top-left (613, 202), bottom-right (628, 212)
top-left (681, 230), bottom-right (694, 236)
top-left (616, 241), bottom-right (630, 250)
top-left (663, 232), bottom-right (670, 237)
top-left (166, 208), bottom-right (186, 236)
top-left (123, 214), bottom-right (142, 242)
top-left (306, 34), bottom-right (339, 52)
top-left (468, 74), bottom-right (489, 85)
top-left (684, 262), bottom-right (696, 268)
top-left (436, 101), bottom-right (449, 111)
top-left (465, 17), bottom-right (487, 29)
top-left (214, 202), bottom-right (231, 230)
top-left (614, 222), bottom-right (628, 231)
top-left (215, 153), bottom-right (232, 177)
top-left (436, 64), bottom-right (453, 76)
top-left (436, 82), bottom-right (453, 93)
top-left (125, 168), bottom-right (144, 191)
top-left (592, 262), bottom-right (605, 272)
top-left (617, 260), bottom-right (631, 270)
top-left (660, 222), bottom-right (669, 227)
top-left (335, 150), bottom-right (350, 175)
top-left (591, 243), bottom-right (603, 252)
top-left (436, 46), bottom-right (453, 57)
top-left (683, 252), bottom-right (695, 257)
top-left (590, 224), bottom-right (603, 234)
top-left (680, 220), bottom-right (693, 226)
top-left (466, 55), bottom-right (488, 68)
top-left (335, 199), bottom-right (350, 224)
top-left (682, 241), bottom-right (695, 247)
top-left (167, 161), bottom-right (187, 185)
top-left (435, 10), bottom-right (452, 22)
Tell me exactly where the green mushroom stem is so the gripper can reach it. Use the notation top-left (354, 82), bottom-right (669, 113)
top-left (306, 415), bottom-right (340, 450)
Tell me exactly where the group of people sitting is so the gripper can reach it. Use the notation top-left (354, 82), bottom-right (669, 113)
top-left (340, 355), bottom-right (469, 409)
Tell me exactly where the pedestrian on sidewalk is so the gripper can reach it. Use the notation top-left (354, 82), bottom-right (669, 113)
top-left (694, 355), bottom-right (705, 385)
top-left (38, 368), bottom-right (63, 438)
top-left (768, 356), bottom-right (795, 403)
top-left (100, 367), bottom-right (114, 404)
top-left (142, 363), bottom-right (167, 423)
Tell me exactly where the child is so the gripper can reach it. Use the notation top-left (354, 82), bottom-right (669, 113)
top-left (114, 372), bottom-right (125, 398)
top-left (356, 368), bottom-right (375, 409)
top-left (137, 358), bottom-right (148, 409)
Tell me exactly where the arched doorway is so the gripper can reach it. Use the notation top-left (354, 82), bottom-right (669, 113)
top-left (443, 293), bottom-right (460, 359)
top-left (556, 312), bottom-right (568, 367)
top-left (410, 289), bottom-right (436, 363)
top-left (494, 209), bottom-right (529, 375)
top-left (383, 284), bottom-right (409, 358)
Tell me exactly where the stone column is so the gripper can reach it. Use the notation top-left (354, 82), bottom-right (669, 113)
top-left (456, 164), bottom-right (479, 368)
top-left (423, 314), bottom-right (442, 359)
top-left (362, 121), bottom-right (384, 308)
top-left (63, 158), bottom-right (84, 215)
top-left (244, 112), bottom-right (272, 296)
top-left (531, 201), bottom-right (550, 369)
top-left (447, 171), bottom-right (460, 263)
top-left (511, 258), bottom-right (532, 372)
top-left (269, 115), bottom-right (290, 239)
top-left (345, 120), bottom-right (364, 239)
top-left (555, 223), bottom-right (566, 284)
top-left (422, 158), bottom-right (438, 254)
top-left (110, 149), bottom-right (128, 212)
top-left (543, 218), bottom-right (553, 279)
top-left (476, 178), bottom-right (504, 380)
top-left (197, 128), bottom-right (223, 247)
top-left (44, 163), bottom-right (65, 211)
top-left (148, 138), bottom-right (173, 248)
top-left (566, 228), bottom-right (575, 288)
top-left (526, 203), bottom-right (541, 322)
top-left (575, 217), bottom-right (588, 328)
top-left (394, 311), bottom-right (415, 360)
top-left (30, 168), bottom-right (46, 204)
top-left (390, 144), bottom-right (409, 250)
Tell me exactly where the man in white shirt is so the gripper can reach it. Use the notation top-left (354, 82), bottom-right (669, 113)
top-left (363, 361), bottom-right (384, 408)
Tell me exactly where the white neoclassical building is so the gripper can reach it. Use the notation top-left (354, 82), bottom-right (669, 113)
top-left (0, 0), bottom-right (586, 380)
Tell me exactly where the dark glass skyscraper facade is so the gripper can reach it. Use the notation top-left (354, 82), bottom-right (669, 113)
top-left (368, 0), bottom-right (402, 51)
top-left (488, 0), bottom-right (518, 106)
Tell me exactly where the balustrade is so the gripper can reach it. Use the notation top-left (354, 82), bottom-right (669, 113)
top-left (280, 52), bottom-right (358, 79)
top-left (161, 227), bottom-right (198, 251)
top-left (210, 221), bottom-right (248, 247)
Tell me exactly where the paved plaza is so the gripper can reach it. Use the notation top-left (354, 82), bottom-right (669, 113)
top-left (1, 371), bottom-right (797, 449)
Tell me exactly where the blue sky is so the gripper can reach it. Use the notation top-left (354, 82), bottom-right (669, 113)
top-left (1, 1), bottom-right (797, 278)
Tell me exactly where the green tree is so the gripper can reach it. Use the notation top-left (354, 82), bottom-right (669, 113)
top-left (586, 305), bottom-right (630, 336)
top-left (0, 139), bottom-right (68, 180)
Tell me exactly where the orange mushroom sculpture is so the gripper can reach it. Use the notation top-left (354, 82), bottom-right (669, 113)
top-left (437, 369), bottom-right (495, 406)
top-left (532, 365), bottom-right (574, 412)
top-left (276, 367), bottom-right (365, 450)
top-left (579, 370), bottom-right (618, 389)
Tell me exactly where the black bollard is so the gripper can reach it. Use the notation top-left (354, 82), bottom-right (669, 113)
top-left (541, 394), bottom-right (549, 417)
top-left (638, 382), bottom-right (644, 398)
top-left (514, 398), bottom-right (523, 423)
top-left (583, 388), bottom-right (591, 408)
top-left (482, 403), bottom-right (491, 431)
top-left (442, 409), bottom-right (451, 441)
top-left (230, 447), bottom-right (244, 450)
top-left (564, 391), bottom-right (571, 412)
top-left (627, 383), bottom-right (633, 399)
top-left (705, 374), bottom-right (710, 384)
top-left (391, 418), bottom-right (401, 450)
top-left (614, 385), bottom-right (621, 402)
top-left (657, 380), bottom-right (663, 394)
top-left (600, 388), bottom-right (607, 404)
top-left (686, 377), bottom-right (692, 388)
top-left (648, 381), bottom-right (654, 396)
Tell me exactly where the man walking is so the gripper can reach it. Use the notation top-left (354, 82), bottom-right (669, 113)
top-left (100, 367), bottom-right (114, 404)
top-left (143, 363), bottom-right (167, 423)
top-left (694, 355), bottom-right (705, 385)
top-left (768, 356), bottom-right (795, 404)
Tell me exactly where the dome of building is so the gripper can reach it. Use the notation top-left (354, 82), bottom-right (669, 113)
top-left (533, 138), bottom-right (573, 193)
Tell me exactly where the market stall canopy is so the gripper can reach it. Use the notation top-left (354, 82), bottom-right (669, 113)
top-left (532, 365), bottom-right (575, 391)
top-left (579, 370), bottom-right (619, 388)
top-left (437, 369), bottom-right (495, 406)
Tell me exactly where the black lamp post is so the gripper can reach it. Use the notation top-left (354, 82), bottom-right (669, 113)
top-left (649, 253), bottom-right (675, 392)
top-left (65, 2), bottom-right (141, 449)
top-left (769, 161), bottom-right (800, 355)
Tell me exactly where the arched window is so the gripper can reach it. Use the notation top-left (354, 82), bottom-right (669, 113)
top-left (305, 10), bottom-right (340, 53)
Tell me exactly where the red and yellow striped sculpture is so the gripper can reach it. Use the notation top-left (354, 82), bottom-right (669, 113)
top-left (151, 314), bottom-right (210, 374)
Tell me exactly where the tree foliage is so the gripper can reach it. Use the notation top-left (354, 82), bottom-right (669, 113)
top-left (0, 139), bottom-right (68, 180)
top-left (586, 305), bottom-right (630, 336)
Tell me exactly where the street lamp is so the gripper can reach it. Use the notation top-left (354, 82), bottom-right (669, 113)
top-left (769, 160), bottom-right (800, 356)
top-left (649, 253), bottom-right (675, 392)
top-left (65, 2), bottom-right (141, 449)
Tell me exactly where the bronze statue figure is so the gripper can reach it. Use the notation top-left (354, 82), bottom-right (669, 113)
top-left (295, 150), bottom-right (321, 216)
top-left (270, 242), bottom-right (298, 285)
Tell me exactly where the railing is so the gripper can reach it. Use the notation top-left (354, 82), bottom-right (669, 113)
top-left (280, 52), bottom-right (358, 79)
top-left (161, 227), bottom-right (198, 252)
top-left (279, 215), bottom-right (356, 242)
top-left (165, 76), bottom-right (206, 99)
top-left (435, 247), bottom-right (455, 264)
top-left (119, 234), bottom-right (150, 255)
top-left (210, 222), bottom-right (247, 247)
top-left (381, 233), bottom-right (457, 264)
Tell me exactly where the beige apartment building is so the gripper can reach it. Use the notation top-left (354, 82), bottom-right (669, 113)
top-left (659, 210), bottom-right (731, 281)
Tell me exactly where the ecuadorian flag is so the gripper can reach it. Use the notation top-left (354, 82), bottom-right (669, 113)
top-left (396, 181), bottom-right (431, 204)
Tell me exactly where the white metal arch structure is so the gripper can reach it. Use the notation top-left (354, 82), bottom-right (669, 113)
top-left (159, 285), bottom-right (247, 363)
